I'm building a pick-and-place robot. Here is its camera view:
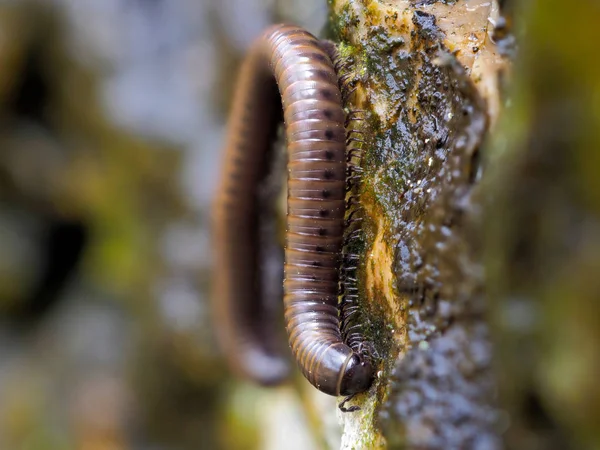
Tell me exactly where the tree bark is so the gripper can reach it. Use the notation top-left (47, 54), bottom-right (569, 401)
top-left (328, 1), bottom-right (507, 448)
top-left (329, 1), bottom-right (600, 449)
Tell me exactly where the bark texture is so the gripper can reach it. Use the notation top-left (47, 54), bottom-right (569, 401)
top-left (328, 1), bottom-right (506, 448)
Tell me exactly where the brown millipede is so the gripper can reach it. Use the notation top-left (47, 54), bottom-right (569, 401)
top-left (213, 24), bottom-right (374, 399)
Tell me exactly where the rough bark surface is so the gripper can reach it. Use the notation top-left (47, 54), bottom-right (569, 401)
top-left (329, 1), bottom-right (600, 449)
top-left (327, 1), bottom-right (508, 448)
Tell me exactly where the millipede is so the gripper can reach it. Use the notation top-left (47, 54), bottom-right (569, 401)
top-left (212, 24), bottom-right (374, 406)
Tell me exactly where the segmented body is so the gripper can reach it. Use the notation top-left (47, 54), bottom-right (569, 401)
top-left (213, 24), bottom-right (373, 396)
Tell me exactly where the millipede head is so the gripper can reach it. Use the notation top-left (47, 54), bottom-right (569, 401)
top-left (339, 353), bottom-right (374, 395)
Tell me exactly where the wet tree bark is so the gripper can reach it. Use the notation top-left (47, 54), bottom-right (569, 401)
top-left (327, 1), bottom-right (600, 449)
top-left (327, 1), bottom-right (504, 447)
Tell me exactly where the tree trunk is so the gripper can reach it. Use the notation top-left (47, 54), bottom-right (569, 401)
top-left (325, 1), bottom-right (600, 449)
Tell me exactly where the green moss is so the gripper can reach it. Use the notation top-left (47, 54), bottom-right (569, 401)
top-left (330, 2), bottom-right (361, 42)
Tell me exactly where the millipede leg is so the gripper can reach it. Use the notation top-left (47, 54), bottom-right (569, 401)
top-left (339, 393), bottom-right (360, 413)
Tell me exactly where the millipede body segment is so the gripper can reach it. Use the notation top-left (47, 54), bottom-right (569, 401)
top-left (213, 24), bottom-right (374, 397)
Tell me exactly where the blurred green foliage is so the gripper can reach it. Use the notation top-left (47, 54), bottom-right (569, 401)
top-left (487, 1), bottom-right (600, 449)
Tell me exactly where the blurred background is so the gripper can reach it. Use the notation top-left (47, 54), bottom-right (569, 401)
top-left (0, 0), bottom-right (332, 449)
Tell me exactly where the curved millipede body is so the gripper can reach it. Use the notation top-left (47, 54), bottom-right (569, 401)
top-left (213, 24), bottom-right (374, 397)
